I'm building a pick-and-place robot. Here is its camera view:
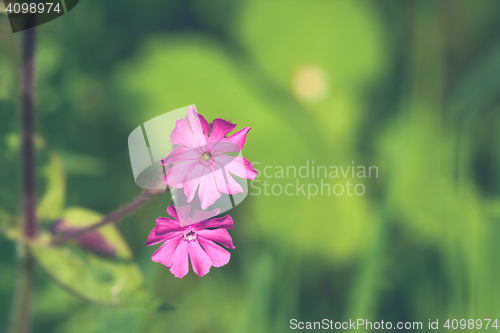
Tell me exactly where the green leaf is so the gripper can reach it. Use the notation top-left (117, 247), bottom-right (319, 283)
top-left (0, 207), bottom-right (10, 225)
top-left (0, 209), bottom-right (22, 242)
top-left (30, 207), bottom-right (163, 309)
top-left (5, 133), bottom-right (65, 222)
top-left (37, 149), bottom-right (66, 221)
top-left (0, 208), bottom-right (17, 239)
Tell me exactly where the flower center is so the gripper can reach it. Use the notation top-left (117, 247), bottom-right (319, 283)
top-left (183, 230), bottom-right (197, 241)
top-left (201, 151), bottom-right (212, 162)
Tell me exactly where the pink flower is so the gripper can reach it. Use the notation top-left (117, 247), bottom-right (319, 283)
top-left (146, 205), bottom-right (235, 278)
top-left (161, 106), bottom-right (257, 209)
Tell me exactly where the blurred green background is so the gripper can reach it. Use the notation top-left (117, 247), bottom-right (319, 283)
top-left (2, 0), bottom-right (500, 332)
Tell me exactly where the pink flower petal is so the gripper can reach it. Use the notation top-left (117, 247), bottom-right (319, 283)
top-left (164, 160), bottom-right (200, 187)
top-left (213, 169), bottom-right (243, 195)
top-left (155, 217), bottom-right (182, 236)
top-left (151, 233), bottom-right (183, 267)
top-left (213, 168), bottom-right (228, 194)
top-left (175, 205), bottom-right (192, 226)
top-left (167, 205), bottom-right (178, 221)
top-left (198, 237), bottom-right (230, 267)
top-left (160, 146), bottom-right (199, 166)
top-left (197, 229), bottom-right (235, 249)
top-left (208, 118), bottom-right (237, 143)
top-left (214, 156), bottom-right (257, 180)
top-left (199, 117), bottom-right (210, 138)
top-left (221, 127), bottom-right (250, 149)
top-left (210, 142), bottom-right (241, 155)
top-left (193, 208), bottom-right (220, 223)
top-left (145, 227), bottom-right (165, 246)
top-left (181, 163), bottom-right (212, 203)
top-left (183, 177), bottom-right (201, 203)
top-left (183, 162), bottom-right (211, 183)
top-left (188, 107), bottom-right (210, 145)
top-left (187, 241), bottom-right (212, 277)
top-left (226, 172), bottom-right (244, 194)
top-left (170, 118), bottom-right (204, 151)
top-left (199, 215), bottom-right (234, 230)
top-left (169, 241), bottom-right (190, 278)
top-left (198, 173), bottom-right (222, 210)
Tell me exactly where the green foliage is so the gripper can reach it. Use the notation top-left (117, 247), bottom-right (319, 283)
top-left (447, 38), bottom-right (500, 122)
top-left (2, 0), bottom-right (500, 332)
top-left (37, 150), bottom-right (66, 221)
top-left (30, 207), bottom-right (162, 309)
top-left (237, 0), bottom-right (385, 89)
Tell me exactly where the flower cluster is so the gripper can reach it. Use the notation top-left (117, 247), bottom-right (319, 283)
top-left (145, 107), bottom-right (256, 278)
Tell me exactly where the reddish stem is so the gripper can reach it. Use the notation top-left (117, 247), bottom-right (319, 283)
top-left (21, 26), bottom-right (38, 239)
top-left (51, 188), bottom-right (167, 245)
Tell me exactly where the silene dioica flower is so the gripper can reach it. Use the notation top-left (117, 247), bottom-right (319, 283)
top-left (147, 107), bottom-right (254, 278)
top-left (146, 205), bottom-right (235, 278)
top-left (160, 106), bottom-right (257, 209)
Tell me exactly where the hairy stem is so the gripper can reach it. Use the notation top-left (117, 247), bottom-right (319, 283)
top-left (52, 188), bottom-right (167, 245)
top-left (10, 24), bottom-right (38, 333)
top-left (21, 26), bottom-right (38, 239)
